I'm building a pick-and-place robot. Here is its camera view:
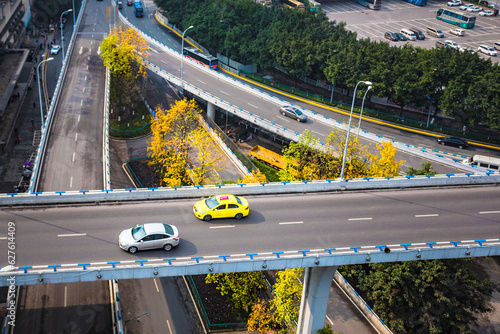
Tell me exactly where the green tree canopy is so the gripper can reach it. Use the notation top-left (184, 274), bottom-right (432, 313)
top-left (340, 259), bottom-right (493, 333)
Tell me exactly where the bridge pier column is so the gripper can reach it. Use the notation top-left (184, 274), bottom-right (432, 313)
top-left (207, 102), bottom-right (215, 120)
top-left (297, 266), bottom-right (337, 334)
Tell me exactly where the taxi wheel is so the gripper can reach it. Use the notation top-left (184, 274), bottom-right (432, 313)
top-left (203, 215), bottom-right (212, 221)
top-left (235, 213), bottom-right (243, 220)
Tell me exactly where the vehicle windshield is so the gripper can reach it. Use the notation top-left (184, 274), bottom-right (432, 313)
top-left (205, 197), bottom-right (220, 209)
top-left (131, 225), bottom-right (146, 240)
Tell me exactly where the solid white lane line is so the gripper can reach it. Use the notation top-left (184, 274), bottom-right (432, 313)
top-left (0, 237), bottom-right (7, 240)
top-left (70, 176), bottom-right (73, 188)
top-left (277, 116), bottom-right (290, 122)
top-left (313, 130), bottom-right (325, 137)
top-left (154, 278), bottom-right (159, 293)
top-left (166, 320), bottom-right (172, 334)
top-left (415, 214), bottom-right (439, 218)
top-left (480, 211), bottom-right (500, 214)
top-left (58, 233), bottom-right (87, 237)
top-left (348, 217), bottom-right (372, 221)
top-left (279, 221), bottom-right (304, 225)
top-left (209, 225), bottom-right (235, 229)
top-left (75, 133), bottom-right (78, 141)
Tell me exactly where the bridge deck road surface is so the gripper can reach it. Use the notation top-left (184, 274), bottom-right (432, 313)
top-left (13, 281), bottom-right (111, 334)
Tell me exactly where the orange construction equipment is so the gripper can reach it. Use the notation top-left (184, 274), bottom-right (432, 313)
top-left (249, 145), bottom-right (284, 170)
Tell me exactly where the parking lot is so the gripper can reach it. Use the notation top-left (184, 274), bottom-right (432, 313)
top-left (324, 0), bottom-right (500, 62)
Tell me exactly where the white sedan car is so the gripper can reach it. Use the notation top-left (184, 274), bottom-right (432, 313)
top-left (478, 45), bottom-right (498, 56)
top-left (467, 5), bottom-right (482, 12)
top-left (50, 45), bottom-right (61, 55)
top-left (445, 40), bottom-right (461, 50)
top-left (447, 0), bottom-right (461, 6)
top-left (449, 28), bottom-right (465, 36)
top-left (459, 4), bottom-right (475, 10)
top-left (479, 10), bottom-right (494, 16)
top-left (119, 223), bottom-right (180, 253)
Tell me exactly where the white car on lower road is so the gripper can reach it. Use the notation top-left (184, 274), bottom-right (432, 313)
top-left (50, 45), bottom-right (61, 55)
top-left (447, 0), bottom-right (461, 6)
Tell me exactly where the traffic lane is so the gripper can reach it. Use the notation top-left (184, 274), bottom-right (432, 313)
top-left (14, 281), bottom-right (112, 334)
top-left (119, 277), bottom-right (202, 334)
top-left (40, 34), bottom-right (105, 192)
top-left (1, 187), bottom-right (500, 267)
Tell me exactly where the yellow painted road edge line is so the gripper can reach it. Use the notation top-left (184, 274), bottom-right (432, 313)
top-left (219, 67), bottom-right (500, 151)
top-left (154, 12), bottom-right (203, 52)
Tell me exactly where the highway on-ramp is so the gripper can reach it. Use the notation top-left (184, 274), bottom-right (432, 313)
top-left (38, 2), bottom-right (107, 192)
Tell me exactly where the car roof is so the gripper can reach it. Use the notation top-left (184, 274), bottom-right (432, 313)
top-left (143, 223), bottom-right (173, 234)
top-left (215, 194), bottom-right (238, 202)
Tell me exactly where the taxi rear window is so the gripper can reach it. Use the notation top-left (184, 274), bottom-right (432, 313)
top-left (235, 196), bottom-right (243, 205)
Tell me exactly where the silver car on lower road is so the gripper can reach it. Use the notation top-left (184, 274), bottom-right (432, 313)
top-left (279, 105), bottom-right (307, 122)
top-left (119, 223), bottom-right (179, 253)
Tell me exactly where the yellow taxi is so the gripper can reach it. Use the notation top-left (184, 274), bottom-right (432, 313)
top-left (193, 194), bottom-right (249, 221)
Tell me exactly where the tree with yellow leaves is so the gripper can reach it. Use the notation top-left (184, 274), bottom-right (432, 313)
top-left (239, 169), bottom-right (267, 184)
top-left (189, 128), bottom-right (225, 185)
top-left (247, 299), bottom-right (274, 333)
top-left (279, 129), bottom-right (370, 181)
top-left (367, 141), bottom-right (405, 177)
top-left (100, 27), bottom-right (149, 112)
top-left (148, 99), bottom-right (225, 186)
top-left (271, 268), bottom-right (303, 327)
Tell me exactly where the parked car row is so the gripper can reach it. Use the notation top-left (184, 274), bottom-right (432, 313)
top-left (384, 28), bottom-right (425, 42)
top-left (449, 1), bottom-right (498, 15)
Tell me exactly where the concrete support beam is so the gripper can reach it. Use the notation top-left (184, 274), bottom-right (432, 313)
top-left (297, 266), bottom-right (337, 334)
top-left (207, 101), bottom-right (215, 120)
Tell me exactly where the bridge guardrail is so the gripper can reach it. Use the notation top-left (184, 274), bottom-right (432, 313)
top-left (1, 172), bottom-right (499, 206)
top-left (2, 238), bottom-right (500, 286)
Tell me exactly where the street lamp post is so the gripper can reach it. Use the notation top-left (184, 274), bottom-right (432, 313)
top-left (219, 20), bottom-right (230, 65)
top-left (340, 80), bottom-right (372, 179)
top-left (37, 58), bottom-right (54, 130)
top-left (61, 9), bottom-right (73, 61)
top-left (180, 25), bottom-right (194, 95)
top-left (356, 85), bottom-right (372, 137)
top-left (72, 0), bottom-right (76, 28)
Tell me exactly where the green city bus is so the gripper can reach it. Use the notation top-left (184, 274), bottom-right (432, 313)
top-left (436, 8), bottom-right (475, 29)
